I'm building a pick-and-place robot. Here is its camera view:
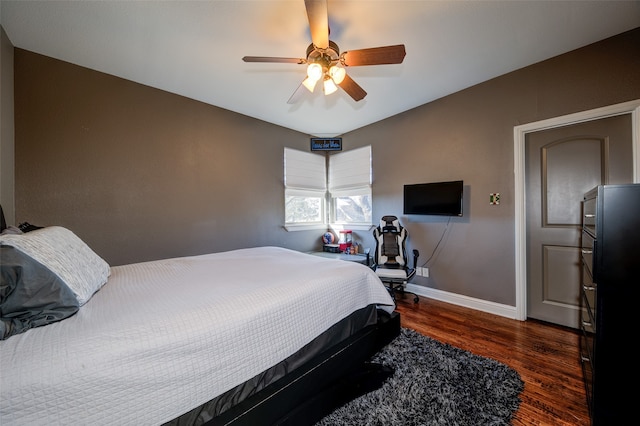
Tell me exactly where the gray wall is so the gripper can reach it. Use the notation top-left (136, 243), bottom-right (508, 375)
top-left (0, 25), bottom-right (15, 224)
top-left (345, 27), bottom-right (640, 305)
top-left (8, 27), bottom-right (640, 307)
top-left (12, 49), bottom-right (321, 266)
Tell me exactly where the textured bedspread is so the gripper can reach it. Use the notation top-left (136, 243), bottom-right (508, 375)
top-left (0, 246), bottom-right (394, 425)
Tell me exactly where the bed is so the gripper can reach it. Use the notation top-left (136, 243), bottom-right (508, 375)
top-left (0, 222), bottom-right (399, 426)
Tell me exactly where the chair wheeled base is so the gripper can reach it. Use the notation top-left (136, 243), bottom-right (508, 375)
top-left (385, 280), bottom-right (419, 303)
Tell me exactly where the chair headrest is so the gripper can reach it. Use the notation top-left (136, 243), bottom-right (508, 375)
top-left (380, 215), bottom-right (401, 233)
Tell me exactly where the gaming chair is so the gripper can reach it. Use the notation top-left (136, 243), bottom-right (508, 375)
top-left (371, 215), bottom-right (420, 303)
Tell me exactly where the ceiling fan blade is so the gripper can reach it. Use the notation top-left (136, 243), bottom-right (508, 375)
top-left (287, 82), bottom-right (308, 104)
top-left (337, 74), bottom-right (367, 102)
top-left (243, 56), bottom-right (306, 64)
top-left (342, 45), bottom-right (406, 66)
top-left (305, 0), bottom-right (329, 49)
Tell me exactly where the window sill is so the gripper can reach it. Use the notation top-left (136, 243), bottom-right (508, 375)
top-left (284, 223), bottom-right (374, 232)
top-left (284, 224), bottom-right (327, 232)
top-left (330, 224), bottom-right (374, 232)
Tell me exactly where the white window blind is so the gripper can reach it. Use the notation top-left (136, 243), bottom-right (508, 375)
top-left (330, 186), bottom-right (372, 198)
top-left (329, 146), bottom-right (371, 191)
top-left (284, 148), bottom-right (326, 191)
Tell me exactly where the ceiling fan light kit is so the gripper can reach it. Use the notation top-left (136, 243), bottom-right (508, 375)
top-left (329, 64), bottom-right (346, 84)
top-left (242, 0), bottom-right (406, 103)
top-left (302, 76), bottom-right (318, 93)
top-left (323, 77), bottom-right (338, 95)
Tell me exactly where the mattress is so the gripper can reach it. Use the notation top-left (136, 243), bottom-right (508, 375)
top-left (0, 246), bottom-right (394, 425)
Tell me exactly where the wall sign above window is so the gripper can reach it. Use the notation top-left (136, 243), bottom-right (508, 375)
top-left (310, 138), bottom-right (342, 151)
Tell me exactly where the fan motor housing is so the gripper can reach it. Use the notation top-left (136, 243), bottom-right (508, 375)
top-left (306, 40), bottom-right (340, 69)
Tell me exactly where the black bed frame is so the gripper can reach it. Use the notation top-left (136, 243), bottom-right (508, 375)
top-left (207, 310), bottom-right (401, 426)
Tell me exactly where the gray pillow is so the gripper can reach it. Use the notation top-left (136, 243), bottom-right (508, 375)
top-left (0, 226), bottom-right (111, 305)
top-left (1, 245), bottom-right (80, 340)
top-left (1, 225), bottom-right (23, 235)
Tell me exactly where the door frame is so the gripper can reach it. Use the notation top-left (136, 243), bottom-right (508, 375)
top-left (514, 99), bottom-right (640, 321)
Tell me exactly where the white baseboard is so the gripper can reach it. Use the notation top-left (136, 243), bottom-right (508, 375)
top-left (405, 284), bottom-right (519, 320)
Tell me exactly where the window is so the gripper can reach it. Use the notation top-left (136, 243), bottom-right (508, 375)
top-left (285, 188), bottom-right (325, 224)
top-left (329, 146), bottom-right (372, 228)
top-left (284, 148), bottom-right (326, 230)
top-left (284, 146), bottom-right (372, 231)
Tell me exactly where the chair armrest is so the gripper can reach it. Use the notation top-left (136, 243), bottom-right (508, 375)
top-left (365, 248), bottom-right (376, 269)
top-left (406, 268), bottom-right (416, 281)
top-left (412, 249), bottom-right (420, 269)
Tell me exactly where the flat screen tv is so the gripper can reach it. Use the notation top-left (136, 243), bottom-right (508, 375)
top-left (403, 180), bottom-right (463, 216)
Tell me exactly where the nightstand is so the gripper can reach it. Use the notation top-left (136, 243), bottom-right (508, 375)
top-left (308, 251), bottom-right (370, 266)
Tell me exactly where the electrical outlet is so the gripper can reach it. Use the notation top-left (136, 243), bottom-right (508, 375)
top-left (416, 267), bottom-right (423, 276)
top-left (424, 267), bottom-right (429, 277)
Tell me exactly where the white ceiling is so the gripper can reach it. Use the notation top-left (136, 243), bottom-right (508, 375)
top-left (2, 1), bottom-right (639, 137)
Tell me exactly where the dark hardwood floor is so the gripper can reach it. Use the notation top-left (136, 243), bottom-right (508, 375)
top-left (393, 294), bottom-right (590, 425)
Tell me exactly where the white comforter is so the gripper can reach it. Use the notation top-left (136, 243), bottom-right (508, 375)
top-left (0, 246), bottom-right (394, 426)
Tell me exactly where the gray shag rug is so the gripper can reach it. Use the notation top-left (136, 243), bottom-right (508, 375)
top-left (315, 328), bottom-right (524, 426)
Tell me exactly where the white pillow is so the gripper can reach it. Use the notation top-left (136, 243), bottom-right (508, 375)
top-left (0, 226), bottom-right (111, 305)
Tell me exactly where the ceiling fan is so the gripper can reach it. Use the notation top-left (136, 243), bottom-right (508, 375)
top-left (242, 0), bottom-right (406, 103)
